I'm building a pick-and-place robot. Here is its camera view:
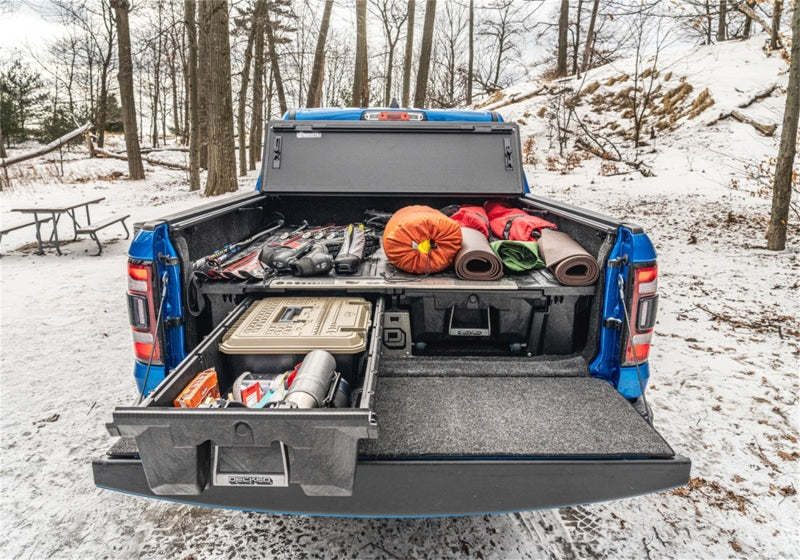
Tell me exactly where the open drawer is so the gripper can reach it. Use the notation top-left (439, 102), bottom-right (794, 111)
top-left (98, 293), bottom-right (690, 514)
top-left (107, 296), bottom-right (384, 497)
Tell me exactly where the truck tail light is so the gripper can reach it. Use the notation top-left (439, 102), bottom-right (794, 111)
top-left (127, 261), bottom-right (162, 364)
top-left (362, 110), bottom-right (425, 121)
top-left (622, 264), bottom-right (658, 366)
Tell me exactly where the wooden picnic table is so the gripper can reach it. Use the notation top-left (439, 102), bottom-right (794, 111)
top-left (11, 197), bottom-right (106, 255)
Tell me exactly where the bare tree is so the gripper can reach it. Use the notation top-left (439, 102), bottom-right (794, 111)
top-left (51, 0), bottom-right (116, 147)
top-left (556, 0), bottom-right (569, 77)
top-left (264, 3), bottom-right (288, 115)
top-left (475, 0), bottom-right (534, 93)
top-left (0, 109), bottom-right (6, 158)
top-left (742, 0), bottom-right (754, 38)
top-left (466, 0), bottom-right (474, 105)
top-left (185, 0), bottom-right (200, 191)
top-left (571, 0), bottom-right (583, 75)
top-left (306, 0), bottom-right (334, 108)
top-left (767, 3), bottom-right (799, 250)
top-left (371, 0), bottom-right (409, 106)
top-left (199, 0), bottom-right (237, 196)
top-left (771, 0), bottom-right (783, 49)
top-left (353, 0), bottom-right (369, 106)
top-left (250, 0), bottom-right (266, 169)
top-left (429, 0), bottom-right (466, 108)
top-left (111, 0), bottom-right (144, 179)
top-left (581, 0), bottom-right (599, 72)
top-left (717, 0), bottom-right (727, 41)
top-left (401, 0), bottom-right (416, 107)
top-left (630, 14), bottom-right (668, 148)
top-left (237, 6), bottom-right (257, 176)
top-left (323, 31), bottom-right (355, 106)
top-left (414, 0), bottom-right (437, 107)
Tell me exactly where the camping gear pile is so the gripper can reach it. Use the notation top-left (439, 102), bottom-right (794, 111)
top-left (190, 201), bottom-right (599, 288)
top-left (382, 201), bottom-right (600, 286)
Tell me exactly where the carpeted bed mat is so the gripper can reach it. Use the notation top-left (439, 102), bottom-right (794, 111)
top-left (359, 376), bottom-right (673, 458)
top-left (380, 355), bottom-right (588, 378)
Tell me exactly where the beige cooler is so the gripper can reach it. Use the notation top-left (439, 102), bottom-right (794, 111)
top-left (220, 296), bottom-right (372, 357)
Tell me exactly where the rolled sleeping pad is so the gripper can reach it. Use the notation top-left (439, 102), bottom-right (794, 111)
top-left (485, 200), bottom-right (558, 241)
top-left (537, 228), bottom-right (600, 286)
top-left (382, 205), bottom-right (462, 274)
top-left (283, 349), bottom-right (337, 408)
top-left (489, 240), bottom-right (545, 272)
top-left (448, 205), bottom-right (490, 238)
top-left (454, 227), bottom-right (504, 281)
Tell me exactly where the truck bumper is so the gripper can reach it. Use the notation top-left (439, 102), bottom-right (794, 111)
top-left (93, 455), bottom-right (690, 517)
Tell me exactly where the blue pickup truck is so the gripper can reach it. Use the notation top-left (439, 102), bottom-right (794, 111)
top-left (92, 108), bottom-right (690, 516)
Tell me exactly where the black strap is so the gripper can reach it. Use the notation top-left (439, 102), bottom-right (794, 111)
top-left (502, 214), bottom-right (527, 239)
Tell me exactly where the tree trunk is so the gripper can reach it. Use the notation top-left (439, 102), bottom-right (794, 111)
top-left (264, 6), bottom-right (287, 115)
top-left (705, 0), bottom-right (712, 44)
top-left (771, 0), bottom-right (783, 49)
top-left (0, 118), bottom-right (7, 159)
top-left (200, 0), bottom-right (237, 196)
top-left (385, 43), bottom-right (396, 107)
top-left (152, 3), bottom-right (163, 148)
top-left (198, 0), bottom-right (209, 168)
top-left (169, 38), bottom-right (181, 144)
top-left (572, 0), bottom-right (583, 75)
top-left (97, 21), bottom-right (115, 150)
top-left (736, 1), bottom-right (772, 37)
top-left (238, 16), bottom-right (256, 176)
top-left (111, 0), bottom-right (145, 179)
top-left (556, 0), bottom-right (569, 77)
top-left (267, 65), bottom-right (274, 121)
top-left (353, 0), bottom-right (368, 107)
top-left (185, 0), bottom-right (200, 191)
top-left (767, 2), bottom-right (799, 250)
top-left (414, 0), bottom-right (436, 108)
top-left (306, 0), bottom-right (333, 108)
top-left (250, 0), bottom-right (266, 169)
top-left (717, 0), bottom-right (727, 42)
top-left (465, 0), bottom-right (474, 105)
top-left (743, 0), bottom-right (753, 38)
top-left (402, 0), bottom-right (415, 107)
top-left (581, 0), bottom-right (599, 72)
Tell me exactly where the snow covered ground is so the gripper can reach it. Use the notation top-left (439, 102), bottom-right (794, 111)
top-left (1, 39), bottom-right (798, 559)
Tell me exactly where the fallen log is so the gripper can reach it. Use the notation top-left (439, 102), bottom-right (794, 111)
top-left (0, 121), bottom-right (92, 168)
top-left (730, 110), bottom-right (777, 136)
top-left (737, 85), bottom-right (777, 109)
top-left (707, 109), bottom-right (777, 136)
top-left (481, 86), bottom-right (554, 112)
top-left (94, 147), bottom-right (189, 171)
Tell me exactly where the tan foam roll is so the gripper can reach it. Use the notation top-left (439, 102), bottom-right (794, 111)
top-left (454, 227), bottom-right (504, 281)
top-left (537, 228), bottom-right (600, 286)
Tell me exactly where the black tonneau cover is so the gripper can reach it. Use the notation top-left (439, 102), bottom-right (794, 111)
top-left (261, 120), bottom-right (526, 196)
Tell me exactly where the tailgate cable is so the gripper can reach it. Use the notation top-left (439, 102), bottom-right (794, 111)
top-left (138, 271), bottom-right (169, 404)
top-left (618, 275), bottom-right (653, 425)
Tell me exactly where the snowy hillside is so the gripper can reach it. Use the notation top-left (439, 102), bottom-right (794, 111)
top-left (1, 38), bottom-right (798, 559)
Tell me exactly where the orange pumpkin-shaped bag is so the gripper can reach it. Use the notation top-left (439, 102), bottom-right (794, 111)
top-left (382, 206), bottom-right (463, 274)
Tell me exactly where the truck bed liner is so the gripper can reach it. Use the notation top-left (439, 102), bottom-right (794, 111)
top-left (380, 355), bottom-right (588, 377)
top-left (359, 376), bottom-right (673, 459)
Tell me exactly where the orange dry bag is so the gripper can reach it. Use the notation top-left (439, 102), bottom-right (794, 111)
top-left (382, 206), bottom-right (463, 274)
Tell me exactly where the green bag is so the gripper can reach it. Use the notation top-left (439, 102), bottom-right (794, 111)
top-left (489, 240), bottom-right (545, 272)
